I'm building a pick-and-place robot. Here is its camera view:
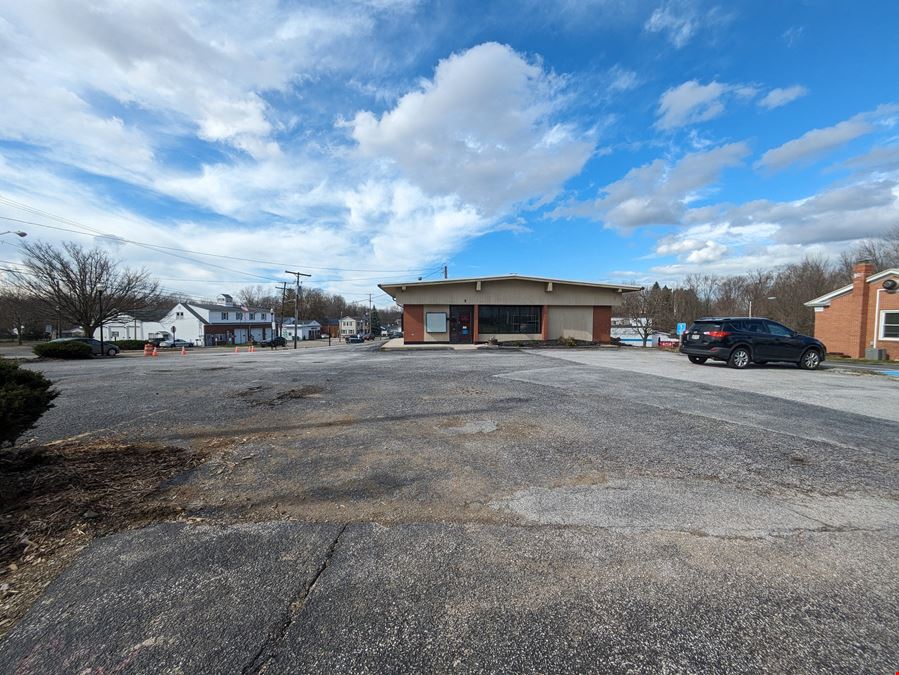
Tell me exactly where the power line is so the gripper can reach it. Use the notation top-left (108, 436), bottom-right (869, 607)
top-left (0, 199), bottom-right (445, 273)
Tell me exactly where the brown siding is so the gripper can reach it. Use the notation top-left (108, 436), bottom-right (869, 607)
top-left (592, 306), bottom-right (611, 343)
top-left (403, 305), bottom-right (424, 343)
top-left (541, 305), bottom-right (548, 340)
top-left (473, 304), bottom-right (479, 343)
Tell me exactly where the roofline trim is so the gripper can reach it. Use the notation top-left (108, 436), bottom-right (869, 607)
top-left (804, 268), bottom-right (899, 307)
top-left (378, 275), bottom-right (644, 296)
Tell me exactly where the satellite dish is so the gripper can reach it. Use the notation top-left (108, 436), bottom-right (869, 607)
top-left (883, 279), bottom-right (898, 291)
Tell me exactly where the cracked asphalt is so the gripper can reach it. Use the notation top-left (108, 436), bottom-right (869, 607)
top-left (1, 345), bottom-right (897, 673)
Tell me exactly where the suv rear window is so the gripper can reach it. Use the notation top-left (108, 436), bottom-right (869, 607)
top-left (689, 321), bottom-right (722, 332)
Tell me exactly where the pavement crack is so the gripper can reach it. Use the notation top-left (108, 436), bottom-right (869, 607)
top-left (242, 522), bottom-right (349, 674)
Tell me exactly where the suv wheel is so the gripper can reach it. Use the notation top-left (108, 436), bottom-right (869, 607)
top-left (799, 348), bottom-right (821, 370)
top-left (688, 355), bottom-right (707, 364)
top-left (728, 347), bottom-right (751, 369)
top-left (106, 348), bottom-right (118, 357)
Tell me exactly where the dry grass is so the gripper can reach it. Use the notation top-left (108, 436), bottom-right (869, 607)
top-left (0, 440), bottom-right (207, 638)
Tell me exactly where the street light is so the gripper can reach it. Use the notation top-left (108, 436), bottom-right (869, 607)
top-left (0, 230), bottom-right (27, 237)
top-left (748, 296), bottom-right (777, 318)
top-left (95, 283), bottom-right (106, 356)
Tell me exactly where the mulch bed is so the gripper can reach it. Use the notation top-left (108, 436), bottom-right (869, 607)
top-left (0, 440), bottom-right (207, 638)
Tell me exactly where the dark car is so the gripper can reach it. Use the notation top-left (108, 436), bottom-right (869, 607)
top-left (260, 336), bottom-right (287, 347)
top-left (346, 334), bottom-right (364, 344)
top-left (51, 337), bottom-right (119, 357)
top-left (679, 317), bottom-right (825, 370)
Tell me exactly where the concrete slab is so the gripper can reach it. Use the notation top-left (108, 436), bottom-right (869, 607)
top-left (0, 522), bottom-right (341, 675)
top-left (381, 338), bottom-right (482, 351)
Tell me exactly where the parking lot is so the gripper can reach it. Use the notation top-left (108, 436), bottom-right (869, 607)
top-left (1, 345), bottom-right (897, 672)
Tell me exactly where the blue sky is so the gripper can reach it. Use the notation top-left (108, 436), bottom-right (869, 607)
top-left (0, 0), bottom-right (897, 306)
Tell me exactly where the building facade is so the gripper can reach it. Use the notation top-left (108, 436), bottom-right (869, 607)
top-left (805, 261), bottom-right (899, 359)
top-left (340, 317), bottom-right (359, 337)
top-left (378, 276), bottom-right (641, 344)
top-left (282, 319), bottom-right (322, 341)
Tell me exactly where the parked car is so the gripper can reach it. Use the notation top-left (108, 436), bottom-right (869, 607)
top-left (260, 336), bottom-right (287, 347)
top-left (50, 337), bottom-right (119, 357)
top-left (388, 330), bottom-right (404, 339)
top-left (679, 317), bottom-right (825, 369)
top-left (346, 334), bottom-right (364, 344)
top-left (159, 339), bottom-right (192, 349)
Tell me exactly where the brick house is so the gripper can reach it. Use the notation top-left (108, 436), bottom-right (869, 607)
top-left (805, 261), bottom-right (899, 359)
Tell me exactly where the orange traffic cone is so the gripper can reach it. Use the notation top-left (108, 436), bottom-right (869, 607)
top-left (235, 346), bottom-right (239, 353)
top-left (152, 347), bottom-right (158, 357)
top-left (180, 346), bottom-right (187, 356)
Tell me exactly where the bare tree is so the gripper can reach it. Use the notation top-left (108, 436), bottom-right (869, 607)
top-left (619, 286), bottom-right (660, 346)
top-left (0, 285), bottom-right (48, 343)
top-left (13, 241), bottom-right (161, 336)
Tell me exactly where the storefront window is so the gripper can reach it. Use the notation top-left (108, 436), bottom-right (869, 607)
top-left (478, 306), bottom-right (541, 334)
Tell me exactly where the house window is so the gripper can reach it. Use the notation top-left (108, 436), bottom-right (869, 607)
top-left (882, 311), bottom-right (899, 339)
top-left (236, 312), bottom-right (244, 320)
top-left (478, 305), bottom-right (542, 334)
top-left (261, 313), bottom-right (266, 320)
top-left (249, 312), bottom-right (255, 320)
top-left (221, 312), bottom-right (229, 320)
top-left (175, 311), bottom-right (184, 319)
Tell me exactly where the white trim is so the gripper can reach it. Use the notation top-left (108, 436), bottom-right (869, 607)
top-left (805, 268), bottom-right (899, 307)
top-left (879, 308), bottom-right (899, 342)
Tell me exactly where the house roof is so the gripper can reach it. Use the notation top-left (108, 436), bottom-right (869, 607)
top-left (283, 319), bottom-right (321, 326)
top-left (804, 268), bottom-right (899, 307)
top-left (187, 302), bottom-right (270, 313)
top-left (378, 275), bottom-right (643, 295)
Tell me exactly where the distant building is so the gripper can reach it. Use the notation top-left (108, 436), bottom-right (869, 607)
top-left (93, 294), bottom-right (275, 345)
top-left (282, 319), bottom-right (321, 341)
top-left (611, 317), bottom-right (671, 347)
top-left (378, 275), bottom-right (641, 344)
top-left (340, 316), bottom-right (359, 337)
top-left (805, 261), bottom-right (899, 359)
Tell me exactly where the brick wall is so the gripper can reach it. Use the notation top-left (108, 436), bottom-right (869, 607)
top-left (592, 306), bottom-right (612, 343)
top-left (813, 264), bottom-right (899, 359)
top-left (403, 305), bottom-right (424, 343)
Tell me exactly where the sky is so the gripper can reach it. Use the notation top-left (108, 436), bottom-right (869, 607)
top-left (0, 0), bottom-right (897, 308)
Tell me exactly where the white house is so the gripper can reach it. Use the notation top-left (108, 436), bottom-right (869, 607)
top-left (282, 319), bottom-right (322, 341)
top-left (95, 294), bottom-right (276, 346)
top-left (339, 316), bottom-right (359, 337)
top-left (92, 310), bottom-right (167, 341)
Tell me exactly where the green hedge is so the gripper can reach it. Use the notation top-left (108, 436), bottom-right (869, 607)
top-left (33, 341), bottom-right (93, 359)
top-left (0, 358), bottom-right (57, 446)
top-left (113, 339), bottom-right (146, 350)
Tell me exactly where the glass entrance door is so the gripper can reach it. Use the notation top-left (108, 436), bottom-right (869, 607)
top-left (449, 306), bottom-right (472, 343)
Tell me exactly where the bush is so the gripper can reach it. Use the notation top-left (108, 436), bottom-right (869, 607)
top-left (0, 358), bottom-right (57, 446)
top-left (33, 341), bottom-right (93, 359)
top-left (113, 339), bottom-right (146, 351)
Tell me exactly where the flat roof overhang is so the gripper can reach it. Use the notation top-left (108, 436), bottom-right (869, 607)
top-left (378, 275), bottom-right (644, 299)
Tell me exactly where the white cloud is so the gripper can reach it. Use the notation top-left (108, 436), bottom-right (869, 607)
top-left (349, 42), bottom-right (594, 211)
top-left (758, 85), bottom-right (808, 110)
top-left (556, 142), bottom-right (749, 228)
top-left (643, 1), bottom-right (731, 49)
top-left (757, 118), bottom-right (874, 171)
top-left (608, 65), bottom-right (641, 92)
top-left (656, 80), bottom-right (731, 129)
top-left (644, 1), bottom-right (699, 48)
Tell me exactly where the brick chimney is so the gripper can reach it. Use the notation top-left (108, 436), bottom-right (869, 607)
top-left (850, 259), bottom-right (876, 357)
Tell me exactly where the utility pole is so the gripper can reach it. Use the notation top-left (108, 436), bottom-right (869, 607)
top-left (285, 270), bottom-right (310, 349)
top-left (277, 281), bottom-right (287, 338)
top-left (443, 264), bottom-right (448, 279)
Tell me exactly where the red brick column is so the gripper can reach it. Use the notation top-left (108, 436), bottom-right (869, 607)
top-left (541, 305), bottom-right (548, 340)
top-left (403, 305), bottom-right (424, 343)
top-left (473, 304), bottom-right (479, 343)
top-left (592, 306), bottom-right (611, 343)
top-left (851, 261), bottom-right (875, 357)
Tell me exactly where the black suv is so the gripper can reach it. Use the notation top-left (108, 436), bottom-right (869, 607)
top-left (679, 317), bottom-right (826, 370)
